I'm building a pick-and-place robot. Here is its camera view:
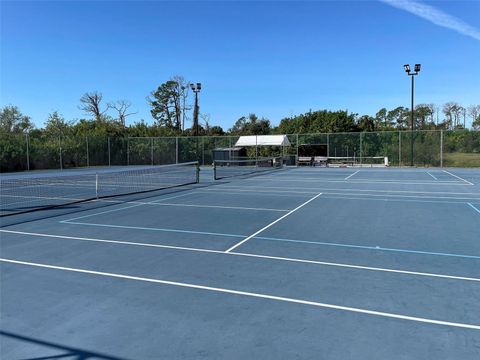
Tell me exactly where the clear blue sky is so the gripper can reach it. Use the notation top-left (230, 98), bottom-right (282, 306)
top-left (1, 0), bottom-right (479, 129)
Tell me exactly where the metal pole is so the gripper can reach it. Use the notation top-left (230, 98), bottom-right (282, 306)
top-left (175, 137), bottom-right (178, 164)
top-left (151, 137), bottom-right (154, 165)
top-left (296, 134), bottom-right (299, 166)
top-left (26, 133), bottom-right (30, 171)
top-left (108, 137), bottom-right (111, 166)
top-left (359, 132), bottom-right (363, 166)
top-left (410, 75), bottom-right (414, 166)
top-left (202, 136), bottom-right (205, 165)
top-left (86, 137), bottom-right (89, 167)
top-left (59, 137), bottom-right (63, 170)
top-left (399, 131), bottom-right (401, 167)
top-left (127, 137), bottom-right (130, 166)
top-left (440, 129), bottom-right (443, 167)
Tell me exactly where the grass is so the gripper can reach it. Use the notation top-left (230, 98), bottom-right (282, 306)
top-left (443, 152), bottom-right (480, 167)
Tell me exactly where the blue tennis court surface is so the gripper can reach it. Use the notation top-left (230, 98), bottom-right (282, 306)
top-left (1, 167), bottom-right (480, 359)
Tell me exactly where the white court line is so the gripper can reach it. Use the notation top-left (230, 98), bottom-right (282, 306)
top-left (1, 258), bottom-right (479, 330)
top-left (468, 203), bottom-right (480, 215)
top-left (213, 184), bottom-right (480, 196)
top-left (1, 229), bottom-right (479, 282)
top-left (244, 178), bottom-right (470, 186)
top-left (443, 170), bottom-right (474, 185)
top-left (199, 187), bottom-right (480, 202)
top-left (225, 193), bottom-right (323, 253)
top-left (344, 170), bottom-right (360, 180)
top-left (145, 203), bottom-right (289, 212)
top-left (427, 172), bottom-right (438, 180)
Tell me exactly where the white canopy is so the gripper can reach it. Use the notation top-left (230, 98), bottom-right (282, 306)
top-left (234, 135), bottom-right (291, 147)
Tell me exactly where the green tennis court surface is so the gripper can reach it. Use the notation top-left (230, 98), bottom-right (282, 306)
top-left (1, 166), bottom-right (479, 359)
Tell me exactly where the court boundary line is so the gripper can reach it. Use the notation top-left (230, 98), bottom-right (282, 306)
top-left (244, 178), bottom-right (469, 186)
top-left (427, 172), bottom-right (438, 180)
top-left (225, 193), bottom-right (323, 252)
top-left (468, 203), bottom-right (480, 215)
top-left (208, 184), bottom-right (480, 196)
top-left (2, 258), bottom-right (479, 330)
top-left (344, 170), bottom-right (360, 180)
top-left (1, 229), bottom-right (479, 281)
top-left (442, 170), bottom-right (474, 185)
top-left (198, 187), bottom-right (480, 202)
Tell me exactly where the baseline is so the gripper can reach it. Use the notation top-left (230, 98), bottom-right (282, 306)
top-left (2, 258), bottom-right (479, 330)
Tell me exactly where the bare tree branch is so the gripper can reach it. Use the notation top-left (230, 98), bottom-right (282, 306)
top-left (79, 92), bottom-right (110, 121)
top-left (109, 100), bottom-right (137, 127)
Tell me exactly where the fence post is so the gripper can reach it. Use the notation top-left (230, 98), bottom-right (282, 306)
top-left (440, 129), bottom-right (443, 168)
top-left (202, 137), bottom-right (205, 165)
top-left (151, 137), bottom-right (154, 165)
top-left (26, 133), bottom-right (30, 171)
top-left (59, 137), bottom-right (63, 170)
top-left (399, 131), bottom-right (401, 167)
top-left (108, 137), bottom-right (111, 166)
top-left (327, 133), bottom-right (329, 157)
top-left (359, 132), bottom-right (363, 166)
top-left (175, 137), bottom-right (179, 164)
top-left (296, 134), bottom-right (299, 166)
top-left (127, 137), bottom-right (130, 166)
top-left (86, 137), bottom-right (89, 167)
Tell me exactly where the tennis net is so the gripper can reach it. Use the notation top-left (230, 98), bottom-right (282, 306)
top-left (213, 157), bottom-right (283, 180)
top-left (0, 162), bottom-right (199, 217)
top-left (326, 156), bottom-right (389, 167)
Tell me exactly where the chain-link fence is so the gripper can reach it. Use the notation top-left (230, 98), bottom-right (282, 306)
top-left (1, 130), bottom-right (479, 172)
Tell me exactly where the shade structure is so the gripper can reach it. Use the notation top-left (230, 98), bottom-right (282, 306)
top-left (234, 135), bottom-right (291, 147)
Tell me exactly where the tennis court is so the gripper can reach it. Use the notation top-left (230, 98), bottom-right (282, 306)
top-left (1, 164), bottom-right (480, 359)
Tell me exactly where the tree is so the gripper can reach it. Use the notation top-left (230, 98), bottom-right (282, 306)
top-left (468, 105), bottom-right (480, 129)
top-left (387, 107), bottom-right (408, 129)
top-left (109, 100), bottom-right (137, 127)
top-left (0, 105), bottom-right (34, 133)
top-left (44, 111), bottom-right (72, 137)
top-left (375, 108), bottom-right (389, 129)
top-left (148, 80), bottom-right (185, 130)
top-left (79, 92), bottom-right (110, 122)
top-left (357, 115), bottom-right (375, 132)
top-left (229, 114), bottom-right (271, 135)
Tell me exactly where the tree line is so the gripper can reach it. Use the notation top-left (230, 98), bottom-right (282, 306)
top-left (1, 76), bottom-right (480, 139)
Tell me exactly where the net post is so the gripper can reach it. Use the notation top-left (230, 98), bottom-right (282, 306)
top-left (213, 162), bottom-right (217, 180)
top-left (95, 173), bottom-right (99, 198)
top-left (196, 162), bottom-right (200, 183)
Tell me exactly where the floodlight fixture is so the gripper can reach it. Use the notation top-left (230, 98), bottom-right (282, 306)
top-left (414, 64), bottom-right (421, 72)
top-left (404, 64), bottom-right (410, 73)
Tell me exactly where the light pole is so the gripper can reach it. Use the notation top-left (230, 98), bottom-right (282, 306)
top-left (190, 83), bottom-right (201, 162)
top-left (190, 83), bottom-right (201, 136)
top-left (403, 63), bottom-right (421, 166)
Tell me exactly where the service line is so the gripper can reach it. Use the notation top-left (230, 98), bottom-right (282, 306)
top-left (225, 193), bottom-right (323, 253)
